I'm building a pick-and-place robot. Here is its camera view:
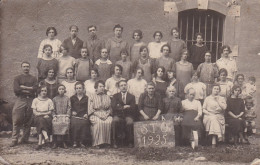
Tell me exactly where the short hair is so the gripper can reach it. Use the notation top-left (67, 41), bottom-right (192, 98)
top-left (166, 69), bottom-right (176, 79)
top-left (69, 25), bottom-right (79, 31)
top-left (44, 67), bottom-right (57, 78)
top-left (166, 86), bottom-right (176, 95)
top-left (245, 96), bottom-right (255, 106)
top-left (21, 61), bottom-right (30, 67)
top-left (132, 29), bottom-right (143, 39)
top-left (113, 24), bottom-right (123, 31)
top-left (90, 68), bottom-right (100, 77)
top-left (139, 45), bottom-right (149, 53)
top-left (154, 66), bottom-right (166, 78)
top-left (146, 81), bottom-right (156, 87)
top-left (81, 47), bottom-right (89, 55)
top-left (57, 84), bottom-right (66, 94)
top-left (180, 49), bottom-right (189, 57)
top-left (194, 32), bottom-right (203, 40)
top-left (186, 87), bottom-right (196, 94)
top-left (212, 84), bottom-right (221, 92)
top-left (46, 27), bottom-right (57, 36)
top-left (170, 27), bottom-right (179, 35)
top-left (37, 85), bottom-right (48, 95)
top-left (65, 67), bottom-right (74, 78)
top-left (120, 49), bottom-right (128, 56)
top-left (219, 68), bottom-right (228, 76)
top-left (231, 85), bottom-right (242, 94)
top-left (221, 45), bottom-right (232, 54)
top-left (111, 64), bottom-right (123, 75)
top-left (234, 74), bottom-right (245, 82)
top-left (94, 80), bottom-right (105, 89)
top-left (135, 67), bottom-right (144, 76)
top-left (42, 44), bottom-right (53, 53)
top-left (205, 51), bottom-right (212, 56)
top-left (160, 44), bottom-right (172, 53)
top-left (249, 76), bottom-right (256, 82)
top-left (116, 79), bottom-right (127, 88)
top-left (74, 81), bottom-right (85, 90)
top-left (88, 25), bottom-right (97, 31)
top-left (153, 31), bottom-right (163, 39)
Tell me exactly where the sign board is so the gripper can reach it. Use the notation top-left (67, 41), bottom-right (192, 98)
top-left (228, 5), bottom-right (240, 17)
top-left (164, 2), bottom-right (178, 13)
top-left (198, 0), bottom-right (208, 10)
top-left (134, 120), bottom-right (175, 148)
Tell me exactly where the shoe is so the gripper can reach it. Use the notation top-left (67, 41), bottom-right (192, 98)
top-left (18, 139), bottom-right (29, 144)
top-left (113, 144), bottom-right (118, 149)
top-left (212, 144), bottom-right (216, 148)
top-left (35, 145), bottom-right (42, 150)
top-left (10, 141), bottom-right (17, 147)
top-left (63, 142), bottom-right (68, 149)
top-left (73, 142), bottom-right (78, 148)
top-left (52, 143), bottom-right (57, 149)
top-left (92, 145), bottom-right (100, 149)
top-left (79, 142), bottom-right (86, 148)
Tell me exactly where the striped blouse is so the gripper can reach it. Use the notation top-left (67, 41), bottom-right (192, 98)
top-left (88, 93), bottom-right (111, 115)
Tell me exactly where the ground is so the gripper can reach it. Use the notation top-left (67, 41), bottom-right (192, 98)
top-left (0, 133), bottom-right (260, 165)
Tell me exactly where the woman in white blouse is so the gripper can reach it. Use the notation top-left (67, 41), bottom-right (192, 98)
top-left (38, 27), bottom-right (62, 59)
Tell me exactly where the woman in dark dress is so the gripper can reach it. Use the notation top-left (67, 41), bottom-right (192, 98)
top-left (153, 66), bottom-right (168, 98)
top-left (226, 85), bottom-right (247, 144)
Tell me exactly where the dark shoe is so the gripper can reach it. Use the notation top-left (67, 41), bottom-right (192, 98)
top-left (35, 145), bottom-right (42, 150)
top-left (63, 142), bottom-right (68, 149)
top-left (73, 142), bottom-right (78, 148)
top-left (52, 143), bottom-right (57, 149)
top-left (128, 143), bottom-right (134, 148)
top-left (79, 142), bottom-right (86, 148)
top-left (10, 141), bottom-right (17, 147)
top-left (212, 144), bottom-right (216, 148)
top-left (113, 144), bottom-right (118, 149)
top-left (19, 139), bottom-right (29, 144)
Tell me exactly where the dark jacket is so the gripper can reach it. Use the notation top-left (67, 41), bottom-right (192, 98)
top-left (62, 37), bottom-right (83, 59)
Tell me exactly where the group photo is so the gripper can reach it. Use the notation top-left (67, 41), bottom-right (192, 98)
top-left (1, 0), bottom-right (260, 164)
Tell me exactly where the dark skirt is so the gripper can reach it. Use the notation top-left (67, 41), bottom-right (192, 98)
top-left (70, 116), bottom-right (90, 142)
top-left (226, 118), bottom-right (245, 135)
top-left (34, 115), bottom-right (52, 135)
top-left (181, 110), bottom-right (203, 139)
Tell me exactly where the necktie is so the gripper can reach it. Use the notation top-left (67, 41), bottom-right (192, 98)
top-left (122, 93), bottom-right (126, 104)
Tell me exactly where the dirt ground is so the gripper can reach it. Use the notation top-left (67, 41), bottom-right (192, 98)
top-left (0, 134), bottom-right (260, 165)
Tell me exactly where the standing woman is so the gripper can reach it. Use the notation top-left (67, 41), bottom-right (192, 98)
top-left (175, 49), bottom-right (194, 99)
top-left (61, 67), bottom-right (77, 98)
top-left (203, 84), bottom-right (227, 148)
top-left (167, 27), bottom-right (187, 61)
top-left (153, 66), bottom-right (168, 98)
top-left (132, 46), bottom-right (155, 82)
top-left (225, 85), bottom-right (247, 144)
top-left (130, 30), bottom-right (146, 62)
top-left (148, 31), bottom-right (167, 59)
top-left (88, 80), bottom-right (113, 148)
top-left (38, 27), bottom-right (62, 59)
top-left (39, 67), bottom-right (59, 99)
top-left (189, 33), bottom-right (208, 70)
top-left (84, 68), bottom-right (99, 97)
top-left (217, 68), bottom-right (233, 98)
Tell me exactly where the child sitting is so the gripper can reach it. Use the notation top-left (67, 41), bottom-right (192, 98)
top-left (244, 76), bottom-right (256, 98)
top-left (244, 97), bottom-right (257, 141)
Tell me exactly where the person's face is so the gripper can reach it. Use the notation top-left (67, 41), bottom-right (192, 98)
top-left (172, 29), bottom-right (179, 38)
top-left (21, 63), bottom-right (30, 74)
top-left (40, 87), bottom-right (47, 97)
top-left (147, 85), bottom-right (155, 95)
top-left (91, 70), bottom-right (98, 79)
top-left (154, 33), bottom-right (162, 42)
top-left (114, 66), bottom-right (121, 76)
top-left (121, 53), bottom-right (127, 61)
top-left (187, 90), bottom-right (195, 101)
top-left (181, 51), bottom-right (188, 60)
top-left (119, 81), bottom-right (127, 93)
top-left (44, 46), bottom-right (52, 56)
top-left (88, 27), bottom-right (97, 37)
top-left (205, 53), bottom-right (211, 62)
top-left (136, 69), bottom-right (143, 79)
top-left (140, 48), bottom-right (148, 58)
top-left (58, 86), bottom-right (65, 95)
top-left (81, 49), bottom-right (88, 58)
top-left (48, 29), bottom-right (55, 39)
top-left (47, 69), bottom-right (55, 79)
top-left (162, 46), bottom-right (170, 56)
top-left (114, 28), bottom-right (122, 37)
top-left (237, 76), bottom-right (244, 85)
top-left (61, 46), bottom-right (68, 56)
top-left (157, 68), bottom-right (164, 78)
top-left (212, 86), bottom-right (220, 95)
top-left (245, 102), bottom-right (253, 110)
top-left (167, 71), bottom-right (174, 79)
top-left (97, 83), bottom-right (105, 93)
top-left (223, 48), bottom-right (230, 57)
top-left (192, 74), bottom-right (198, 82)
top-left (133, 32), bottom-right (141, 41)
top-left (219, 72), bottom-right (227, 81)
top-left (196, 35), bottom-right (203, 44)
top-left (75, 84), bottom-right (84, 95)
top-left (249, 80), bottom-right (255, 85)
top-left (168, 88), bottom-right (176, 97)
top-left (233, 88), bottom-right (241, 97)
top-left (101, 49), bottom-right (108, 59)
top-left (66, 69), bottom-right (74, 79)
top-left (70, 27), bottom-right (78, 38)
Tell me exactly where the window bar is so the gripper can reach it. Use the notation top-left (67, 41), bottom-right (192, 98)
top-left (204, 14), bottom-right (207, 48)
top-left (180, 17), bottom-right (183, 42)
top-left (216, 16), bottom-right (220, 60)
top-left (192, 14), bottom-right (195, 45)
top-left (210, 15), bottom-right (213, 51)
top-left (198, 13), bottom-right (201, 33)
top-left (186, 14), bottom-right (189, 45)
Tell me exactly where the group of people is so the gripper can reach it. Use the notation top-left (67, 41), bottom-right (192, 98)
top-left (10, 24), bottom-right (257, 150)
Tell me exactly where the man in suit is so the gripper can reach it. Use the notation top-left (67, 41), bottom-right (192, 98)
top-left (111, 80), bottom-right (136, 148)
top-left (62, 25), bottom-right (83, 59)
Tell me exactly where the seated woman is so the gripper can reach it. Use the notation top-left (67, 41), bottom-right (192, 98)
top-left (181, 88), bottom-right (203, 149)
top-left (225, 85), bottom-right (247, 144)
top-left (32, 85), bottom-right (54, 150)
top-left (162, 86), bottom-right (182, 146)
top-left (138, 82), bottom-right (163, 121)
top-left (153, 66), bottom-right (168, 98)
top-left (88, 80), bottom-right (113, 148)
top-left (203, 84), bottom-right (227, 148)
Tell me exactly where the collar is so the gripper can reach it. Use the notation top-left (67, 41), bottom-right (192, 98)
top-left (111, 37), bottom-right (123, 43)
top-left (95, 59), bottom-right (112, 65)
top-left (90, 35), bottom-right (97, 40)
